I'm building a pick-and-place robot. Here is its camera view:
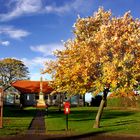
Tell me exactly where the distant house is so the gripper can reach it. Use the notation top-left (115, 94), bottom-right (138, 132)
top-left (3, 87), bottom-right (20, 105)
top-left (11, 80), bottom-right (53, 106)
top-left (8, 80), bottom-right (85, 107)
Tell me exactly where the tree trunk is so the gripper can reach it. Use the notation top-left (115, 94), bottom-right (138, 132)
top-left (83, 94), bottom-right (85, 107)
top-left (93, 99), bottom-right (106, 128)
top-left (77, 94), bottom-right (80, 107)
top-left (58, 93), bottom-right (62, 112)
top-left (93, 87), bottom-right (109, 128)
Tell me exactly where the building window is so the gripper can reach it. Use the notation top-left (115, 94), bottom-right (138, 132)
top-left (27, 95), bottom-right (30, 100)
top-left (80, 95), bottom-right (82, 99)
top-left (35, 95), bottom-right (39, 100)
top-left (16, 95), bottom-right (19, 99)
top-left (45, 95), bottom-right (48, 99)
top-left (53, 95), bottom-right (57, 100)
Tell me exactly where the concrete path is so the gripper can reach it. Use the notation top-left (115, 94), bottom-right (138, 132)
top-left (27, 109), bottom-right (46, 135)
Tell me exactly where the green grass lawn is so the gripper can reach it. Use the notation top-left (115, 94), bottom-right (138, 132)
top-left (0, 106), bottom-right (36, 136)
top-left (1, 106), bottom-right (140, 137)
top-left (45, 106), bottom-right (140, 136)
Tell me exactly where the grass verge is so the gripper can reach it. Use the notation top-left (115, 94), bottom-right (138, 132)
top-left (0, 106), bottom-right (36, 136)
top-left (45, 106), bottom-right (140, 136)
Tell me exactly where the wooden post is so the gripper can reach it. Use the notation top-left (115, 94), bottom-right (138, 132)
top-left (66, 114), bottom-right (68, 130)
top-left (0, 89), bottom-right (3, 128)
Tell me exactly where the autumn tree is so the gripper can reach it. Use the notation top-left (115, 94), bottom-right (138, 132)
top-left (44, 8), bottom-right (140, 128)
top-left (0, 58), bottom-right (29, 90)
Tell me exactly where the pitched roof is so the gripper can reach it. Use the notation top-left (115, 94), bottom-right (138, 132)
top-left (11, 80), bottom-right (53, 94)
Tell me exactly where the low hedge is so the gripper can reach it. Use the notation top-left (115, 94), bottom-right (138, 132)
top-left (107, 96), bottom-right (140, 108)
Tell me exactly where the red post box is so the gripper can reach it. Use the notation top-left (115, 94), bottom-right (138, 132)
top-left (64, 101), bottom-right (70, 114)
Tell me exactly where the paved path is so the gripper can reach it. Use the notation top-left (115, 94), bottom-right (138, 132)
top-left (27, 109), bottom-right (46, 135)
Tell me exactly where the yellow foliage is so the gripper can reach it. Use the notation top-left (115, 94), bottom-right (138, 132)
top-left (43, 7), bottom-right (140, 96)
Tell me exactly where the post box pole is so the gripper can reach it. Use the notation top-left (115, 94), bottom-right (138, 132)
top-left (64, 101), bottom-right (70, 130)
top-left (66, 114), bottom-right (68, 130)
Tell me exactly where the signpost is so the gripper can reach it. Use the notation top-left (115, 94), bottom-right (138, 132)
top-left (64, 101), bottom-right (70, 130)
top-left (0, 89), bottom-right (3, 128)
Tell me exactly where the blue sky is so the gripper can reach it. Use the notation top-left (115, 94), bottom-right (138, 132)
top-left (0, 0), bottom-right (140, 81)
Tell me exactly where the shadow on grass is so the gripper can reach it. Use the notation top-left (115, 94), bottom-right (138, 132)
top-left (102, 110), bottom-right (136, 120)
top-left (69, 118), bottom-right (93, 121)
top-left (47, 109), bottom-right (95, 120)
top-left (45, 107), bottom-right (137, 124)
top-left (3, 106), bottom-right (36, 117)
top-left (45, 130), bottom-right (108, 140)
top-left (102, 119), bottom-right (140, 128)
top-left (50, 125), bottom-right (128, 140)
top-left (47, 129), bottom-right (65, 131)
top-left (0, 130), bottom-right (109, 140)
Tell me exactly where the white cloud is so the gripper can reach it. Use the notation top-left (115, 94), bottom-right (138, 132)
top-left (22, 57), bottom-right (48, 68)
top-left (30, 43), bottom-right (64, 56)
top-left (45, 0), bottom-right (92, 14)
top-left (30, 72), bottom-right (52, 81)
top-left (0, 26), bottom-right (30, 39)
top-left (22, 43), bottom-right (64, 80)
top-left (45, 4), bottom-right (70, 14)
top-left (0, 40), bottom-right (10, 46)
top-left (29, 72), bottom-right (42, 81)
top-left (21, 57), bottom-right (53, 80)
top-left (0, 0), bottom-right (94, 21)
top-left (21, 57), bottom-right (54, 73)
top-left (0, 0), bottom-right (43, 21)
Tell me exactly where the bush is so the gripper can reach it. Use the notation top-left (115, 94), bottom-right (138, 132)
top-left (107, 96), bottom-right (140, 108)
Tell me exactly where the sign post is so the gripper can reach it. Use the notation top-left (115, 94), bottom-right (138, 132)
top-left (0, 89), bottom-right (3, 128)
top-left (64, 101), bottom-right (70, 130)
